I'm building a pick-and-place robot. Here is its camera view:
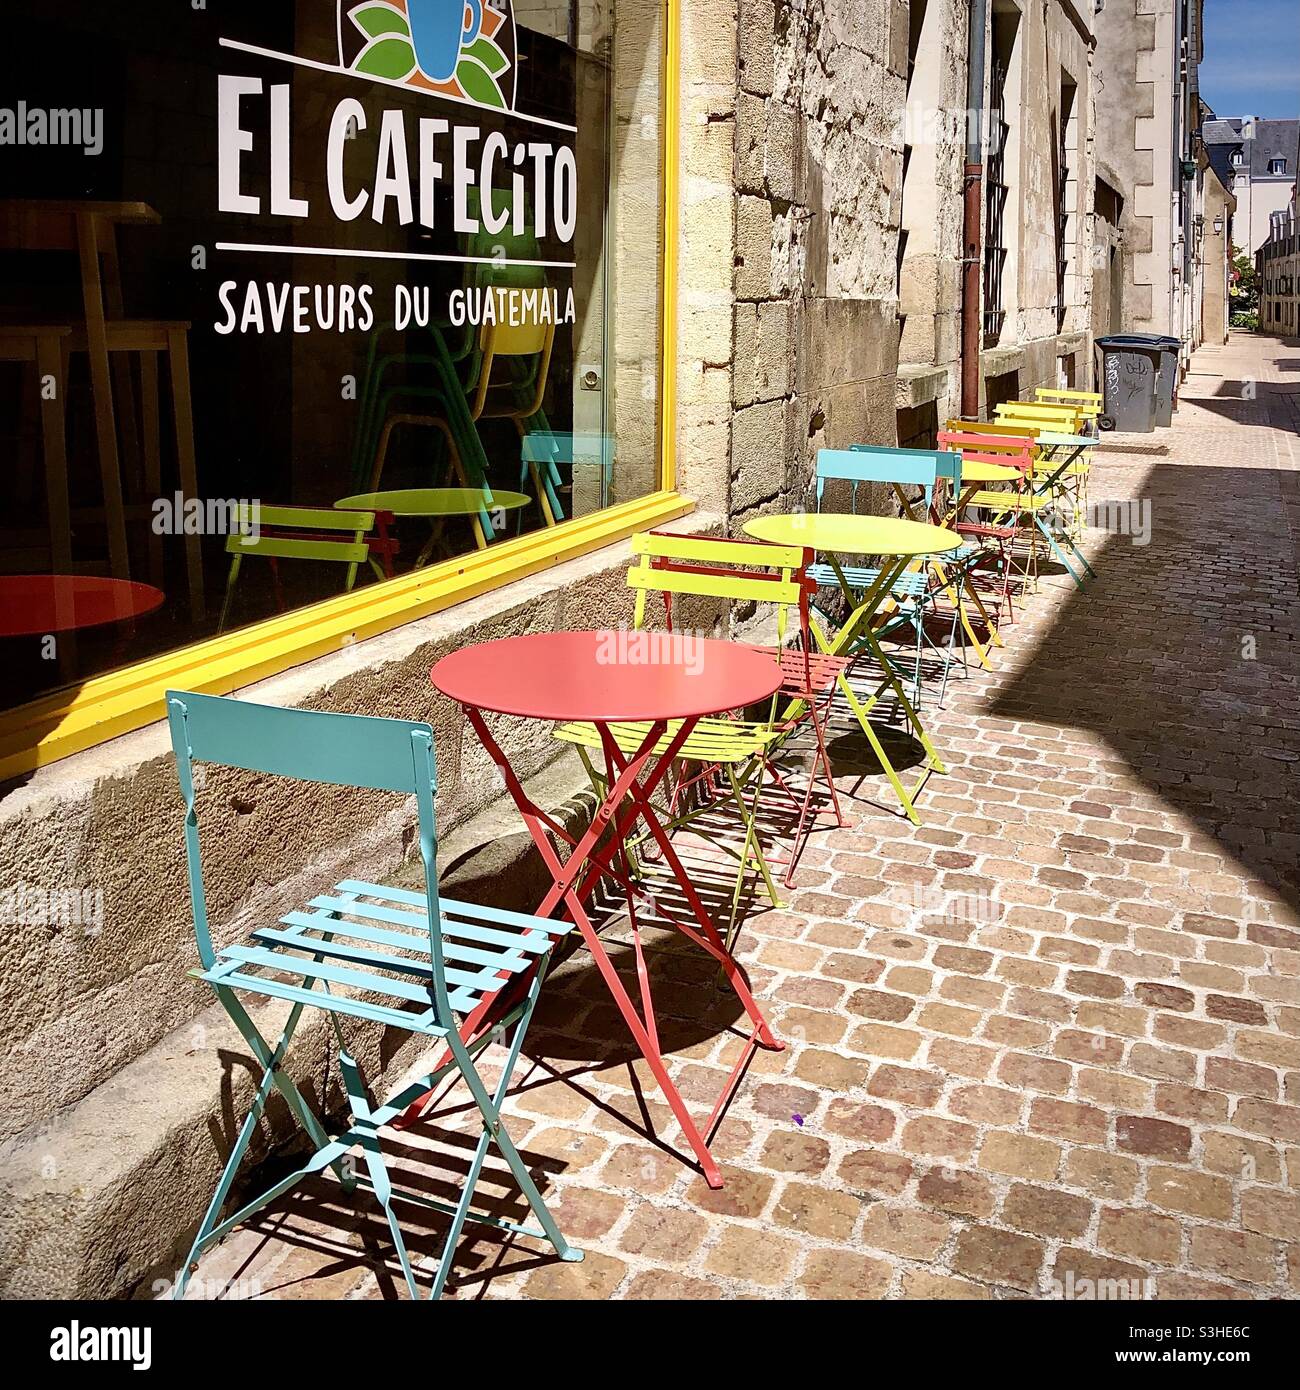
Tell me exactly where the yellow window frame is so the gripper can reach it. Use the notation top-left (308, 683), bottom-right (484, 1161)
top-left (0, 1), bottom-right (687, 784)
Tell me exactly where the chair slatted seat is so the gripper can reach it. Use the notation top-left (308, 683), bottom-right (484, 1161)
top-left (807, 561), bottom-right (932, 597)
top-left (166, 689), bottom-right (582, 1301)
top-left (554, 716), bottom-right (778, 762)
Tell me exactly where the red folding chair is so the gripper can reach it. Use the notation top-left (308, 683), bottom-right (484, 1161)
top-left (935, 430), bottom-right (1037, 626)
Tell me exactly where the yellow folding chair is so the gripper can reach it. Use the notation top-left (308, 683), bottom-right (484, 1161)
top-left (996, 405), bottom-right (1095, 540)
top-left (1035, 387), bottom-right (1102, 432)
top-left (553, 532), bottom-right (845, 940)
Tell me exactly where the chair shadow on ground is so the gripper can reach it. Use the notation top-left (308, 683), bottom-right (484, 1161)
top-left (185, 1116), bottom-right (578, 1300)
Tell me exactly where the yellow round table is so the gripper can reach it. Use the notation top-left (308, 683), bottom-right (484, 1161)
top-left (335, 487), bottom-right (531, 517)
top-left (741, 510), bottom-right (960, 827)
top-left (336, 487), bottom-right (531, 569)
top-left (743, 511), bottom-right (961, 557)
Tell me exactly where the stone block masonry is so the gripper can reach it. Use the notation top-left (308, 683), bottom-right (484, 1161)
top-left (728, 0), bottom-right (910, 532)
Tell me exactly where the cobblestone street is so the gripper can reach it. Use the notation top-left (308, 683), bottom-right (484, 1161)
top-left (193, 332), bottom-right (1300, 1302)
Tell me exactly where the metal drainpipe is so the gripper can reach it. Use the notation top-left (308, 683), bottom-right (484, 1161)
top-left (961, 0), bottom-right (990, 418)
top-left (1172, 0), bottom-right (1185, 339)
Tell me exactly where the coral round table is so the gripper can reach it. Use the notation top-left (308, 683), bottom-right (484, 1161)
top-left (744, 512), bottom-right (961, 826)
top-left (0, 574), bottom-right (165, 637)
top-left (423, 629), bottom-right (785, 1188)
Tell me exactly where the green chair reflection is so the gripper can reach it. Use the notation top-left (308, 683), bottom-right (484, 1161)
top-left (216, 504), bottom-right (384, 633)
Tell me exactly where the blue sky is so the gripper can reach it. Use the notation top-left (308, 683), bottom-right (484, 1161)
top-left (1201, 0), bottom-right (1300, 119)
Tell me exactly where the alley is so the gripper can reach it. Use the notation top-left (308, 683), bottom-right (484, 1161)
top-left (190, 333), bottom-right (1300, 1303)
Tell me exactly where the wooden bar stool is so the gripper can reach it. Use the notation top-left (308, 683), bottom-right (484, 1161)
top-left (0, 200), bottom-right (205, 619)
top-left (0, 324), bottom-right (73, 574)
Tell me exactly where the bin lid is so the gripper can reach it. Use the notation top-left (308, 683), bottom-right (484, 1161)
top-left (1097, 334), bottom-right (1180, 349)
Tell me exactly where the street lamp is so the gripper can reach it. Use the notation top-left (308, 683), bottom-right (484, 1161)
top-left (1213, 216), bottom-right (1224, 235)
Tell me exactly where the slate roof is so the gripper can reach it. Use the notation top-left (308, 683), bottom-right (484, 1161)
top-left (1248, 120), bottom-right (1299, 180)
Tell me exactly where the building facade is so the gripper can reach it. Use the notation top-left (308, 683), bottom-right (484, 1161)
top-left (2, 0), bottom-right (1219, 1297)
top-left (1255, 123), bottom-right (1300, 340)
top-left (1092, 0), bottom-right (1211, 365)
top-left (1196, 158), bottom-right (1236, 346)
top-left (1204, 116), bottom-right (1300, 257)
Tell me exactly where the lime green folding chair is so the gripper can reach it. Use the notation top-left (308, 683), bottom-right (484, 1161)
top-left (166, 690), bottom-right (581, 1300)
top-left (216, 504), bottom-right (385, 633)
top-left (554, 532), bottom-right (839, 943)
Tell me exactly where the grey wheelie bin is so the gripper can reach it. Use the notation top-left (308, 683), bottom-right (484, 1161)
top-left (1095, 335), bottom-right (1176, 433)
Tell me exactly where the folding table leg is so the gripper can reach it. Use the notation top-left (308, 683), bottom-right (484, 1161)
top-left (445, 711), bottom-right (778, 1189)
top-left (960, 565), bottom-right (1004, 654)
top-left (810, 558), bottom-right (948, 825)
top-left (1032, 513), bottom-right (1091, 589)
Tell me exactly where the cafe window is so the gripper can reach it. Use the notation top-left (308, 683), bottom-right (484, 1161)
top-left (0, 1), bottom-right (676, 732)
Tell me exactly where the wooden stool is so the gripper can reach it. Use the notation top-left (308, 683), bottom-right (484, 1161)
top-left (0, 324), bottom-right (73, 574)
top-left (0, 200), bottom-right (205, 619)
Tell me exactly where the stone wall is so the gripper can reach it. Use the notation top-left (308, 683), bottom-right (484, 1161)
top-left (1199, 170), bottom-right (1234, 347)
top-left (728, 0), bottom-right (910, 527)
top-left (897, 0), bottom-right (968, 436)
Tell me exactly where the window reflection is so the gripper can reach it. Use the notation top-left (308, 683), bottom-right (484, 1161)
top-left (0, 0), bottom-right (663, 710)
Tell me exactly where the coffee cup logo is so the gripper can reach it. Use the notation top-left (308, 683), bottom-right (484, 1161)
top-left (410, 0), bottom-right (481, 83)
top-left (339, 0), bottom-right (517, 110)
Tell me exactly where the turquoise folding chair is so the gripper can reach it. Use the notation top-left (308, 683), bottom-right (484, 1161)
top-left (812, 446), bottom-right (964, 704)
top-left (166, 690), bottom-right (581, 1300)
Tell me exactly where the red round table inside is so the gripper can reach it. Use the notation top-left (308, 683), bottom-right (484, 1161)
top-left (0, 575), bottom-right (166, 637)
top-left (431, 629), bottom-right (784, 723)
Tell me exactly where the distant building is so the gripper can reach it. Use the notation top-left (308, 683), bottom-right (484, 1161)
top-left (1255, 122), bottom-right (1300, 338)
top-left (1203, 116), bottom-right (1300, 255)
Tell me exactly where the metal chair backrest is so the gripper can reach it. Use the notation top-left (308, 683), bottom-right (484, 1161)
top-left (996, 401), bottom-right (1086, 433)
top-left (847, 444), bottom-right (962, 525)
top-left (165, 690), bottom-right (453, 1028)
top-left (627, 530), bottom-right (809, 644)
top-left (936, 429), bottom-right (1036, 477)
top-left (1035, 387), bottom-right (1102, 417)
top-left (816, 445), bottom-right (945, 516)
top-left (224, 504), bottom-right (375, 569)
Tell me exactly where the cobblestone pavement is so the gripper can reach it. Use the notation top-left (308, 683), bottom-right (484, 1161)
top-left (191, 331), bottom-right (1300, 1301)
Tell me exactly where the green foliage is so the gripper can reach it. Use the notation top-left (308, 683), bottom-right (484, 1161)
top-left (350, 3), bottom-right (410, 38)
top-left (1229, 251), bottom-right (1259, 333)
top-left (456, 56), bottom-right (506, 108)
top-left (354, 36), bottom-right (417, 79)
top-left (462, 36), bottom-right (509, 77)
